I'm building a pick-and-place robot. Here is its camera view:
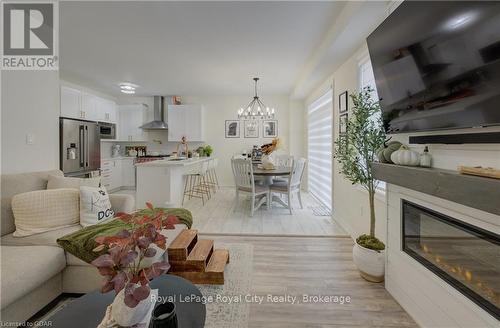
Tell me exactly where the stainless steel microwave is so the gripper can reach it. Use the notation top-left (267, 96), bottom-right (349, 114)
top-left (98, 122), bottom-right (116, 139)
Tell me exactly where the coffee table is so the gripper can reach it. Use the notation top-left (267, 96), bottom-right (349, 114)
top-left (49, 274), bottom-right (206, 327)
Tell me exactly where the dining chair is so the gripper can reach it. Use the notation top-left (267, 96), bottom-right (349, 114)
top-left (273, 154), bottom-right (294, 167)
top-left (272, 155), bottom-right (294, 183)
top-left (231, 158), bottom-right (269, 217)
top-left (268, 158), bottom-right (307, 214)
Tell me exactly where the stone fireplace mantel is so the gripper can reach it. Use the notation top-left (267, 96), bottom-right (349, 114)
top-left (372, 163), bottom-right (500, 216)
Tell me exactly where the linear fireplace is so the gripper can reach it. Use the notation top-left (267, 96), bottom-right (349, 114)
top-left (402, 200), bottom-right (500, 320)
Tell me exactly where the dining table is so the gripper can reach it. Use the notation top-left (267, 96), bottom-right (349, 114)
top-left (253, 165), bottom-right (292, 210)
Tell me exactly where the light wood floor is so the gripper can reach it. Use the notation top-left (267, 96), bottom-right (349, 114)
top-left (205, 235), bottom-right (418, 328)
top-left (183, 187), bottom-right (347, 236)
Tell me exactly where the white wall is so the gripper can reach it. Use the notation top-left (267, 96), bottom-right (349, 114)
top-left (182, 95), bottom-right (291, 186)
top-left (1, 71), bottom-right (60, 174)
top-left (288, 99), bottom-right (307, 189)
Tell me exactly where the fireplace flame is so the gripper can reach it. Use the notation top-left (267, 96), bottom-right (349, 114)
top-left (420, 243), bottom-right (499, 306)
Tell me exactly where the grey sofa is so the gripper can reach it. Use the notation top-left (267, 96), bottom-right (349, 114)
top-left (0, 170), bottom-right (186, 323)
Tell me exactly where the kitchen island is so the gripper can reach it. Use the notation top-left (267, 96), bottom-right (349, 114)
top-left (135, 157), bottom-right (213, 207)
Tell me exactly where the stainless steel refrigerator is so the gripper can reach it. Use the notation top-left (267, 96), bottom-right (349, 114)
top-left (60, 118), bottom-right (100, 177)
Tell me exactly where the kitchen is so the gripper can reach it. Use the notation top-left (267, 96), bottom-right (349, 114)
top-left (60, 81), bottom-right (213, 206)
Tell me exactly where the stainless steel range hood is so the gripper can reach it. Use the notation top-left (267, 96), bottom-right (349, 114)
top-left (140, 96), bottom-right (168, 130)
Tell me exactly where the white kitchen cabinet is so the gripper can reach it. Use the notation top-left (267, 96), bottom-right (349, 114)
top-left (101, 159), bottom-right (122, 191)
top-left (81, 92), bottom-right (99, 121)
top-left (118, 105), bottom-right (146, 141)
top-left (111, 159), bottom-right (122, 190)
top-left (97, 98), bottom-right (117, 123)
top-left (60, 85), bottom-right (117, 124)
top-left (167, 105), bottom-right (186, 141)
top-left (167, 104), bottom-right (204, 142)
top-left (61, 86), bottom-right (82, 119)
top-left (121, 158), bottom-right (136, 187)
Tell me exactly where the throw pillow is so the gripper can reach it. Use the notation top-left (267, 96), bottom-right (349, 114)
top-left (12, 188), bottom-right (80, 237)
top-left (47, 175), bottom-right (100, 190)
top-left (80, 186), bottom-right (114, 227)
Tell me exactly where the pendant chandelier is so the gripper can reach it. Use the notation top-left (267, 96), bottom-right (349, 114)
top-left (237, 77), bottom-right (275, 120)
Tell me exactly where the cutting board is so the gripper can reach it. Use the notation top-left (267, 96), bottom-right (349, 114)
top-left (458, 166), bottom-right (500, 179)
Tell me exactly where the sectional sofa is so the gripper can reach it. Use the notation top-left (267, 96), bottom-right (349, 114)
top-left (0, 170), bottom-right (186, 323)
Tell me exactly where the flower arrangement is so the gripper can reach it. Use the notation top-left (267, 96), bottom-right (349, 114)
top-left (91, 202), bottom-right (179, 308)
top-left (261, 138), bottom-right (280, 155)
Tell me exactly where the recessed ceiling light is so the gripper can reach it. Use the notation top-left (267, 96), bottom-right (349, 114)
top-left (444, 11), bottom-right (479, 31)
top-left (119, 82), bottom-right (138, 94)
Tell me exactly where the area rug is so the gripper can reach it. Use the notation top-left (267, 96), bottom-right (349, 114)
top-left (197, 243), bottom-right (254, 328)
top-left (33, 243), bottom-right (254, 328)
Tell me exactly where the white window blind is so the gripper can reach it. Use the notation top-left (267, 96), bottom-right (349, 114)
top-left (359, 56), bottom-right (385, 192)
top-left (307, 89), bottom-right (333, 209)
top-left (359, 57), bottom-right (379, 101)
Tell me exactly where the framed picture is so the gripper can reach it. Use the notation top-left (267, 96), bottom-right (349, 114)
top-left (225, 120), bottom-right (240, 138)
top-left (263, 120), bottom-right (278, 138)
top-left (339, 113), bottom-right (348, 134)
top-left (244, 120), bottom-right (259, 138)
top-left (339, 91), bottom-right (348, 114)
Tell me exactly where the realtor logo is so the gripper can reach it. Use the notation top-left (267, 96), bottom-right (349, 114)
top-left (1, 1), bottom-right (58, 70)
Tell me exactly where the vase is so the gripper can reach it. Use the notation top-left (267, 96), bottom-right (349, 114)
top-left (111, 285), bottom-right (155, 327)
top-left (149, 301), bottom-right (178, 328)
top-left (261, 155), bottom-right (275, 169)
top-left (352, 241), bottom-right (385, 282)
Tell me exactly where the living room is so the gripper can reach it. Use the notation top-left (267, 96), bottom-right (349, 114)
top-left (1, 1), bottom-right (499, 327)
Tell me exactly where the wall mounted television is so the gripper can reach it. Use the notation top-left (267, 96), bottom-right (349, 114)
top-left (367, 1), bottom-right (500, 134)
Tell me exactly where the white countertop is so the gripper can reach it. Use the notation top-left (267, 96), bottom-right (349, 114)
top-left (135, 157), bottom-right (213, 167)
top-left (101, 156), bottom-right (136, 161)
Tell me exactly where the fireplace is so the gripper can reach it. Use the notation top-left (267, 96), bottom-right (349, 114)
top-left (402, 200), bottom-right (500, 320)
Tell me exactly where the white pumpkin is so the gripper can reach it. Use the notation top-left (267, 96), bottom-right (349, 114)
top-left (390, 145), bottom-right (420, 166)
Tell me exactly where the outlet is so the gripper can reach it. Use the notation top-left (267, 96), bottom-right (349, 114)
top-left (26, 134), bottom-right (35, 145)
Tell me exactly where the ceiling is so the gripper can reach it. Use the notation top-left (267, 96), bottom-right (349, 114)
top-left (60, 1), bottom-right (344, 97)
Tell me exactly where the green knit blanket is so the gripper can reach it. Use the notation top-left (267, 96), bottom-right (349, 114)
top-left (57, 208), bottom-right (192, 264)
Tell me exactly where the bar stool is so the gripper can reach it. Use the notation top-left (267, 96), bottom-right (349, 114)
top-left (182, 161), bottom-right (211, 205)
top-left (206, 158), bottom-right (220, 193)
top-left (212, 158), bottom-right (220, 190)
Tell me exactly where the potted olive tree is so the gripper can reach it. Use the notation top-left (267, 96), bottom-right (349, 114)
top-left (333, 87), bottom-right (386, 282)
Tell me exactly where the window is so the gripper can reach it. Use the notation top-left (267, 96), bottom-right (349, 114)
top-left (307, 89), bottom-right (333, 209)
top-left (359, 56), bottom-right (386, 192)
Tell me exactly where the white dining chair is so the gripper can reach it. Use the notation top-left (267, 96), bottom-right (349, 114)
top-left (268, 158), bottom-right (307, 214)
top-left (231, 158), bottom-right (269, 217)
top-left (273, 154), bottom-right (294, 167)
top-left (272, 155), bottom-right (294, 183)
